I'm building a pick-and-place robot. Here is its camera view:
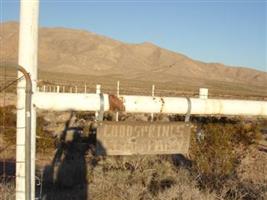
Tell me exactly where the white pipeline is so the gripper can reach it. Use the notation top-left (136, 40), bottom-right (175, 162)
top-left (122, 95), bottom-right (267, 116)
top-left (33, 93), bottom-right (267, 116)
top-left (33, 92), bottom-right (110, 111)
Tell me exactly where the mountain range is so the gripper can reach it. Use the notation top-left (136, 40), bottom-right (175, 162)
top-left (1, 21), bottom-right (266, 94)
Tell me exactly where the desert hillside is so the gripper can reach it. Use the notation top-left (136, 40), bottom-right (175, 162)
top-left (1, 21), bottom-right (267, 88)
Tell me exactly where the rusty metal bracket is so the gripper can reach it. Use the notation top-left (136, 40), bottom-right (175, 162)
top-left (109, 94), bottom-right (125, 112)
top-left (98, 93), bottom-right (105, 121)
top-left (185, 97), bottom-right (191, 123)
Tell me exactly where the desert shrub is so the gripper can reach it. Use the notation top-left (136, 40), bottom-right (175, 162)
top-left (221, 181), bottom-right (267, 200)
top-left (76, 111), bottom-right (95, 121)
top-left (0, 106), bottom-right (16, 126)
top-left (76, 111), bottom-right (117, 122)
top-left (190, 121), bottom-right (262, 192)
top-left (0, 180), bottom-right (15, 200)
top-left (36, 116), bottom-right (55, 153)
top-left (233, 121), bottom-right (262, 145)
top-left (0, 106), bottom-right (54, 151)
top-left (0, 106), bottom-right (55, 152)
top-left (0, 106), bottom-right (16, 145)
top-left (88, 155), bottom-right (217, 200)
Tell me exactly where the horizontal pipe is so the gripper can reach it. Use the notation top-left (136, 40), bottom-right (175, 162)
top-left (122, 95), bottom-right (267, 116)
top-left (33, 92), bottom-right (267, 116)
top-left (33, 92), bottom-right (110, 111)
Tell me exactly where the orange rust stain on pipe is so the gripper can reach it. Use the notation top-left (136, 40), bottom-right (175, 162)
top-left (109, 95), bottom-right (125, 111)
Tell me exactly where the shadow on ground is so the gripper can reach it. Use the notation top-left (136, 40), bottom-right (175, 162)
top-left (40, 112), bottom-right (106, 200)
top-left (0, 159), bottom-right (15, 182)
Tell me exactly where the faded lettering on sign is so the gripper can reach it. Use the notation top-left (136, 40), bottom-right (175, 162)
top-left (97, 122), bottom-right (191, 155)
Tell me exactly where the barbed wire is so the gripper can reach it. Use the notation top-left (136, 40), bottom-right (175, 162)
top-left (0, 76), bottom-right (24, 93)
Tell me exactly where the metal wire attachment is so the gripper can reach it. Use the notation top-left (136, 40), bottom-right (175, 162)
top-left (98, 93), bottom-right (105, 121)
top-left (185, 97), bottom-right (191, 123)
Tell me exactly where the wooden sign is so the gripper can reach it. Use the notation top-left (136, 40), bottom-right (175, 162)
top-left (96, 122), bottom-right (191, 156)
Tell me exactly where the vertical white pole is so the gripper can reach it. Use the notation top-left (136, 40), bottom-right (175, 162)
top-left (95, 84), bottom-right (101, 120)
top-left (199, 88), bottom-right (209, 99)
top-left (84, 84), bottom-right (87, 93)
top-left (56, 85), bottom-right (60, 93)
top-left (75, 86), bottom-right (78, 93)
top-left (116, 81), bottom-right (120, 96)
top-left (43, 85), bottom-right (46, 92)
top-left (116, 81), bottom-right (120, 121)
top-left (96, 84), bottom-right (101, 94)
top-left (17, 1), bottom-right (39, 200)
top-left (151, 85), bottom-right (155, 121)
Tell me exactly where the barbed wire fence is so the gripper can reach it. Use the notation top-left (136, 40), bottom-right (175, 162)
top-left (36, 78), bottom-right (267, 101)
top-left (0, 66), bottom-right (17, 200)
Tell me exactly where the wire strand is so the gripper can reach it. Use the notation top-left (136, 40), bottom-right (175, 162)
top-left (0, 75), bottom-right (24, 93)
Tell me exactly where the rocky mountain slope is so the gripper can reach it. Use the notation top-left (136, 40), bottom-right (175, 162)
top-left (1, 21), bottom-right (266, 87)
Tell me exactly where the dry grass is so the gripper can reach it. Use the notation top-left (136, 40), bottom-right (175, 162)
top-left (0, 106), bottom-right (16, 148)
top-left (88, 155), bottom-right (217, 200)
top-left (0, 181), bottom-right (15, 200)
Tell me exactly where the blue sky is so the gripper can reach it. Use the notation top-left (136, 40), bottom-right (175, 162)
top-left (1, 0), bottom-right (266, 72)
